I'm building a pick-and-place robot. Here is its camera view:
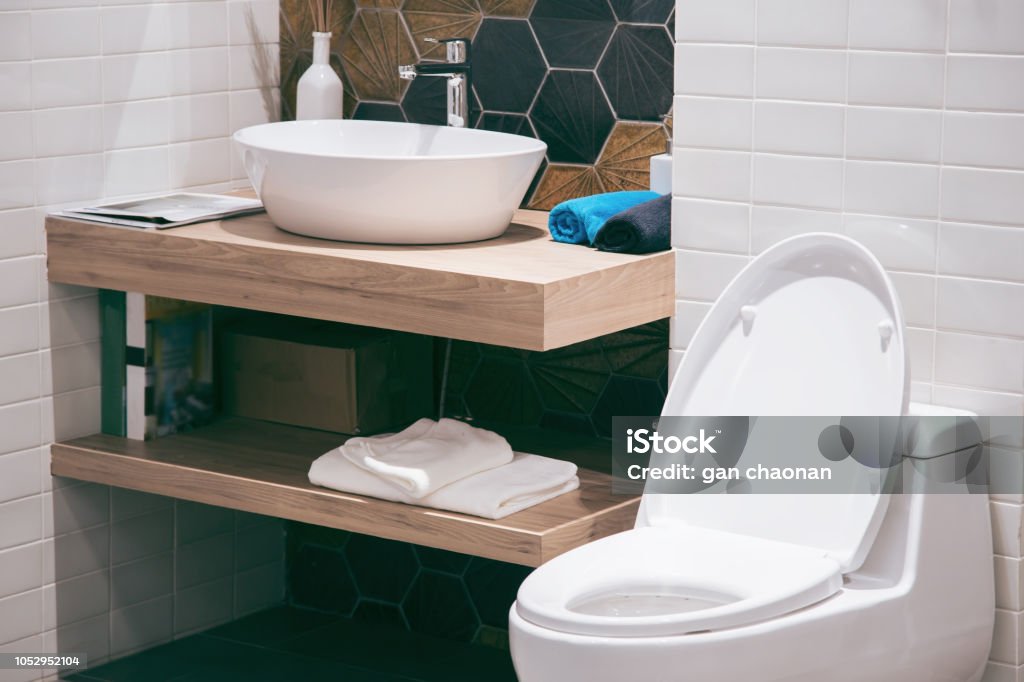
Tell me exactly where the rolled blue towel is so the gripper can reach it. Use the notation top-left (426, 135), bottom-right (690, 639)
top-left (548, 190), bottom-right (659, 245)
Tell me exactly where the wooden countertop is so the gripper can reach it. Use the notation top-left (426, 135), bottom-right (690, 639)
top-left (45, 208), bottom-right (673, 350)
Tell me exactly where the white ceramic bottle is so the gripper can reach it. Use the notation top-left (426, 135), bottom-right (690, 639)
top-left (297, 32), bottom-right (343, 120)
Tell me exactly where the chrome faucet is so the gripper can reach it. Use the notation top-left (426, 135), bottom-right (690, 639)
top-left (398, 38), bottom-right (471, 128)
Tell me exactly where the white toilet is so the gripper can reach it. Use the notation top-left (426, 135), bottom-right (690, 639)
top-left (509, 234), bottom-right (994, 682)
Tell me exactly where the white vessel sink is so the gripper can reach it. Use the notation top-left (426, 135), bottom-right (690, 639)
top-left (233, 120), bottom-right (547, 244)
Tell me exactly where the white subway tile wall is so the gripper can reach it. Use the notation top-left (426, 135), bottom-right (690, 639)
top-left (0, 1), bottom-right (284, 677)
top-left (674, 0), bottom-right (1024, 675)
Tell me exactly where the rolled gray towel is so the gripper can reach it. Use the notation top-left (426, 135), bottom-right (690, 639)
top-left (593, 194), bottom-right (671, 254)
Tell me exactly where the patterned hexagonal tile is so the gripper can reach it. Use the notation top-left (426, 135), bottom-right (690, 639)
top-left (344, 534), bottom-right (419, 602)
top-left (464, 357), bottom-right (543, 426)
top-left (528, 338), bottom-right (611, 414)
top-left (414, 545), bottom-right (473, 575)
top-left (473, 18), bottom-right (546, 113)
top-left (479, 0), bottom-right (533, 17)
top-left (476, 112), bottom-right (536, 137)
top-left (351, 599), bottom-right (408, 629)
top-left (609, 0), bottom-right (675, 23)
top-left (289, 544), bottom-right (358, 615)
top-left (530, 70), bottom-right (615, 164)
top-left (591, 375), bottom-right (666, 438)
top-left (342, 8), bottom-right (417, 102)
top-left (352, 101), bottom-right (406, 121)
top-left (597, 24), bottom-right (674, 121)
top-left (527, 164), bottom-right (604, 210)
top-left (464, 558), bottom-right (531, 629)
top-left (601, 319), bottom-right (670, 379)
top-left (596, 121), bottom-right (668, 192)
top-left (402, 0), bottom-right (482, 60)
top-left (280, 0), bottom-right (356, 69)
top-left (529, 0), bottom-right (615, 69)
top-left (401, 74), bottom-right (481, 126)
top-left (539, 410), bottom-right (597, 437)
top-left (287, 522), bottom-right (351, 552)
top-left (402, 571), bottom-right (480, 641)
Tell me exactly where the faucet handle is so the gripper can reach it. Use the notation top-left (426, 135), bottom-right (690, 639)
top-left (424, 37), bottom-right (470, 64)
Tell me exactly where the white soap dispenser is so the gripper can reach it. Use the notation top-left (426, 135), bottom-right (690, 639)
top-left (649, 135), bottom-right (672, 194)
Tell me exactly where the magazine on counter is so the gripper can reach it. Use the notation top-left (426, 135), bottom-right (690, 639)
top-left (57, 192), bottom-right (264, 229)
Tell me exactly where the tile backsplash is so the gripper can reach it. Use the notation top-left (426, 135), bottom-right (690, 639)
top-left (279, 0), bottom-right (675, 208)
top-left (671, 0), bottom-right (1024, 676)
top-left (0, 0), bottom-right (284, 674)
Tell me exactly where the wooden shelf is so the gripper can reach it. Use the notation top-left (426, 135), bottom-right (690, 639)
top-left (45, 208), bottom-right (673, 351)
top-left (51, 419), bottom-right (639, 566)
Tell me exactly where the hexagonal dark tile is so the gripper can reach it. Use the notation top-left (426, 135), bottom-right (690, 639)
top-left (529, 0), bottom-right (615, 69)
top-left (352, 101), bottom-right (406, 121)
top-left (287, 522), bottom-right (351, 552)
top-left (289, 545), bottom-right (358, 615)
top-left (344, 534), bottom-right (418, 602)
top-left (476, 112), bottom-right (536, 137)
top-left (601, 319), bottom-right (670, 379)
top-left (352, 599), bottom-right (408, 629)
top-left (402, 571), bottom-right (479, 641)
top-left (591, 375), bottom-right (666, 438)
top-left (465, 358), bottom-right (543, 426)
top-left (464, 559), bottom-right (532, 629)
top-left (666, 8), bottom-right (675, 36)
top-left (530, 70), bottom-right (615, 164)
top-left (539, 410), bottom-right (596, 437)
top-left (528, 338), bottom-right (610, 414)
top-left (609, 0), bottom-right (674, 23)
top-left (437, 340), bottom-right (481, 418)
top-left (402, 75), bottom-right (480, 126)
top-left (415, 545), bottom-right (473, 575)
top-left (597, 24), bottom-right (674, 121)
top-left (473, 19), bottom-right (546, 113)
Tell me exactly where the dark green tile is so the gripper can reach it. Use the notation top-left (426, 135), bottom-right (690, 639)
top-left (464, 559), bottom-right (531, 629)
top-left (289, 545), bottom-right (359, 615)
top-left (414, 545), bottom-right (472, 575)
top-left (402, 571), bottom-right (479, 643)
top-left (600, 319), bottom-right (670, 379)
top-left (277, 618), bottom-right (515, 682)
top-left (203, 606), bottom-right (339, 647)
top-left (352, 600), bottom-right (408, 629)
top-left (464, 358), bottom-right (543, 426)
top-left (344, 534), bottom-right (418, 602)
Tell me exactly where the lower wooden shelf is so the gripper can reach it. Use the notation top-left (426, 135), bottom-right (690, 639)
top-left (50, 418), bottom-right (639, 567)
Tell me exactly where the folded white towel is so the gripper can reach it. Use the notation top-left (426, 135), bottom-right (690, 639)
top-left (340, 418), bottom-right (514, 499)
top-left (308, 449), bottom-right (580, 520)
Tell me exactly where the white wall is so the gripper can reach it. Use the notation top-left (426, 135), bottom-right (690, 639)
top-left (671, 0), bottom-right (1024, 678)
top-left (0, 2), bottom-right (284, 678)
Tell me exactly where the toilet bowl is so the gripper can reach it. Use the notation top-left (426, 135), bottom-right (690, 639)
top-left (509, 234), bottom-right (994, 682)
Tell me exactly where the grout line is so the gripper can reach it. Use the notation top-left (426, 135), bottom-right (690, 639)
top-left (931, 0), bottom-right (953, 395)
top-left (746, 0), bottom-right (758, 257)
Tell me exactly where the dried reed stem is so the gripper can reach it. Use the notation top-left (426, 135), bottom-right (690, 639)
top-left (307, 0), bottom-right (330, 33)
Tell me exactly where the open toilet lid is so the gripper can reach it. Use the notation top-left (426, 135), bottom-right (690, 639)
top-left (646, 233), bottom-right (909, 572)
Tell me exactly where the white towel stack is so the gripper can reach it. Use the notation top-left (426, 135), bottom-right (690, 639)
top-left (308, 418), bottom-right (580, 519)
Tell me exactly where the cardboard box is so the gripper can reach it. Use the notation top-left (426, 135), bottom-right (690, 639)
top-left (221, 319), bottom-right (433, 435)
